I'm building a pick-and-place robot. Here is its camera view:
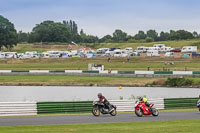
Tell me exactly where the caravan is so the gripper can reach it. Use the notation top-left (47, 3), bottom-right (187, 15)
top-left (181, 46), bottom-right (197, 53)
top-left (147, 50), bottom-right (160, 57)
top-left (136, 46), bottom-right (149, 53)
top-left (114, 49), bottom-right (122, 57)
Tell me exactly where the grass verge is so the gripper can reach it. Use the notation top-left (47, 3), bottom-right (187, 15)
top-left (0, 120), bottom-right (199, 133)
top-left (0, 75), bottom-right (199, 87)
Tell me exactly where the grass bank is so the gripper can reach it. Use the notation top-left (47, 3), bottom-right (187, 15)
top-left (0, 75), bottom-right (165, 86)
top-left (0, 75), bottom-right (199, 87)
top-left (0, 120), bottom-right (199, 133)
top-left (0, 58), bottom-right (200, 71)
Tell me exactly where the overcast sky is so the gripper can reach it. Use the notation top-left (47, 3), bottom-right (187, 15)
top-left (1, 0), bottom-right (200, 37)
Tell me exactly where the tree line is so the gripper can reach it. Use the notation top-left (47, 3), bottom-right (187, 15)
top-left (1, 15), bottom-right (200, 50)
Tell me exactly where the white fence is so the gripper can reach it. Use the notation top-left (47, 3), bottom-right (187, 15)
top-left (0, 102), bottom-right (37, 116)
top-left (110, 98), bottom-right (164, 112)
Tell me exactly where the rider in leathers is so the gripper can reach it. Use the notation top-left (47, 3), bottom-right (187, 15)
top-left (98, 93), bottom-right (113, 112)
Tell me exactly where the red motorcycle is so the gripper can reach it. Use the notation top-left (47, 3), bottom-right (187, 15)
top-left (134, 100), bottom-right (159, 117)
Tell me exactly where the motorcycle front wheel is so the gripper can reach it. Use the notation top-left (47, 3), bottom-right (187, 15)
top-left (151, 108), bottom-right (159, 116)
top-left (110, 108), bottom-right (117, 116)
top-left (135, 108), bottom-right (143, 117)
top-left (92, 107), bottom-right (100, 117)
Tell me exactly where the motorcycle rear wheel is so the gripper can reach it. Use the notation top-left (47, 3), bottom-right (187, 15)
top-left (92, 108), bottom-right (100, 116)
top-left (151, 108), bottom-right (159, 116)
top-left (110, 109), bottom-right (117, 116)
top-left (135, 109), bottom-right (143, 117)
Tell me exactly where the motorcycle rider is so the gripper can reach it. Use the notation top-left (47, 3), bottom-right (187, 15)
top-left (139, 96), bottom-right (151, 111)
top-left (98, 93), bottom-right (113, 112)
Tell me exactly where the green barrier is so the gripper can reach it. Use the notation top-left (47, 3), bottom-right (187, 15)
top-left (193, 71), bottom-right (200, 75)
top-left (82, 71), bottom-right (99, 73)
top-left (164, 97), bottom-right (199, 109)
top-left (154, 71), bottom-right (173, 74)
top-left (11, 70), bottom-right (29, 72)
top-left (37, 101), bottom-right (93, 114)
top-left (49, 70), bottom-right (65, 73)
top-left (118, 71), bottom-right (135, 74)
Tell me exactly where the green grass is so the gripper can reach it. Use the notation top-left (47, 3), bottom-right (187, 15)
top-left (0, 75), bottom-right (165, 86)
top-left (0, 120), bottom-right (199, 133)
top-left (0, 57), bottom-right (200, 71)
top-left (0, 75), bottom-right (199, 87)
top-left (90, 39), bottom-right (200, 50)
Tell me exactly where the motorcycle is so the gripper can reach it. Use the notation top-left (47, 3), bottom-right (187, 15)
top-left (92, 100), bottom-right (117, 116)
top-left (197, 99), bottom-right (200, 111)
top-left (134, 100), bottom-right (159, 117)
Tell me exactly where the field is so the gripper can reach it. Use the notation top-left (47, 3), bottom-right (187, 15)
top-left (0, 120), bottom-right (199, 133)
top-left (0, 57), bottom-right (200, 71)
top-left (0, 75), bottom-right (199, 87)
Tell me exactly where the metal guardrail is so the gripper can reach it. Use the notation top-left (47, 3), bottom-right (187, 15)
top-left (0, 97), bottom-right (198, 116)
top-left (0, 102), bottom-right (37, 116)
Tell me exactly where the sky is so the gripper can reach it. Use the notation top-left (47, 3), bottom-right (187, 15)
top-left (1, 0), bottom-right (200, 37)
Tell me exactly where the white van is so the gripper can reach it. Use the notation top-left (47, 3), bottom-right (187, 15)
top-left (153, 44), bottom-right (166, 48)
top-left (125, 47), bottom-right (133, 53)
top-left (147, 50), bottom-right (160, 57)
top-left (181, 46), bottom-right (197, 52)
top-left (114, 49), bottom-right (122, 57)
top-left (136, 46), bottom-right (149, 53)
top-left (165, 52), bottom-right (174, 57)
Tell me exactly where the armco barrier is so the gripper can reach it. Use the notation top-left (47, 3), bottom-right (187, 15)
top-left (12, 70), bottom-right (29, 72)
top-left (50, 70), bottom-right (65, 73)
top-left (82, 70), bottom-right (99, 73)
top-left (37, 98), bottom-right (164, 114)
top-left (154, 71), bottom-right (173, 75)
top-left (37, 101), bottom-right (93, 114)
top-left (0, 102), bottom-right (37, 116)
top-left (135, 71), bottom-right (154, 75)
top-left (118, 71), bottom-right (135, 74)
top-left (164, 97), bottom-right (199, 109)
top-left (173, 71), bottom-right (193, 75)
top-left (193, 71), bottom-right (200, 75)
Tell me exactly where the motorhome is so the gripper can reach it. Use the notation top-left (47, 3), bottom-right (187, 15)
top-left (160, 47), bottom-right (172, 52)
top-left (2, 52), bottom-right (18, 58)
top-left (136, 46), bottom-right (149, 53)
top-left (113, 49), bottom-right (122, 57)
top-left (153, 44), bottom-right (165, 48)
top-left (125, 47), bottom-right (133, 53)
top-left (165, 52), bottom-right (174, 57)
top-left (147, 50), bottom-right (160, 57)
top-left (181, 46), bottom-right (197, 53)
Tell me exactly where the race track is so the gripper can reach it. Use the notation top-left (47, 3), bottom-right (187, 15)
top-left (0, 111), bottom-right (199, 126)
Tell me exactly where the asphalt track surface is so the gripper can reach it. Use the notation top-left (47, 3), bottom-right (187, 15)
top-left (0, 111), bottom-right (199, 126)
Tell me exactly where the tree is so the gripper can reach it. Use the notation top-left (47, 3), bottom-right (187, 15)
top-left (0, 15), bottom-right (17, 50)
top-left (169, 30), bottom-right (194, 40)
top-left (17, 31), bottom-right (29, 42)
top-left (158, 31), bottom-right (170, 41)
top-left (146, 29), bottom-right (158, 41)
top-left (100, 35), bottom-right (113, 43)
top-left (134, 30), bottom-right (146, 40)
top-left (113, 29), bottom-right (127, 42)
top-left (29, 21), bottom-right (71, 42)
top-left (63, 20), bottom-right (79, 42)
top-left (193, 31), bottom-right (198, 38)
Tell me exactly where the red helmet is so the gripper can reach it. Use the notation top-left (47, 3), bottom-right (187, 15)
top-left (98, 93), bottom-right (102, 98)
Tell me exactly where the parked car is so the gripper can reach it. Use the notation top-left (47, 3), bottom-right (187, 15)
top-left (165, 52), bottom-right (174, 57)
top-left (170, 48), bottom-right (181, 52)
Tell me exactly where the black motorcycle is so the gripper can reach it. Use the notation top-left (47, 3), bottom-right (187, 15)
top-left (197, 99), bottom-right (200, 111)
top-left (92, 101), bottom-right (117, 116)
